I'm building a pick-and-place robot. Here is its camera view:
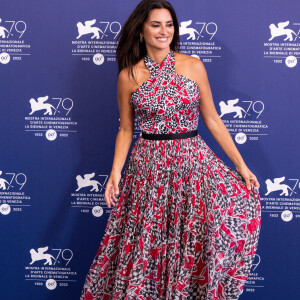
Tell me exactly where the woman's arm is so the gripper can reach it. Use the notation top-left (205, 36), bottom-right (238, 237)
top-left (111, 69), bottom-right (135, 173)
top-left (104, 68), bottom-right (135, 207)
top-left (191, 58), bottom-right (260, 190)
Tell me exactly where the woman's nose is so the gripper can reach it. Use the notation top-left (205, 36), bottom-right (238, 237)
top-left (159, 26), bottom-right (167, 34)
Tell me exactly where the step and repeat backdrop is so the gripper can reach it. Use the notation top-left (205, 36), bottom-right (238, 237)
top-left (1, 0), bottom-right (299, 299)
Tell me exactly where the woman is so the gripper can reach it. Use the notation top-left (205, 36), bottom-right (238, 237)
top-left (80, 0), bottom-right (261, 299)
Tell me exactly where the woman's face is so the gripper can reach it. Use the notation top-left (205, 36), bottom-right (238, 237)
top-left (141, 8), bottom-right (174, 51)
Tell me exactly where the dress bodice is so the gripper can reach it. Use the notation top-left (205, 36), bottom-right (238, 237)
top-left (130, 49), bottom-right (201, 134)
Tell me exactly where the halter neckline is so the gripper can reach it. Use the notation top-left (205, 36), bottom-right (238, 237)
top-left (144, 49), bottom-right (174, 75)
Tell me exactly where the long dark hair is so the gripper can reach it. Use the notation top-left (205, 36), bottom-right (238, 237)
top-left (116, 0), bottom-right (180, 82)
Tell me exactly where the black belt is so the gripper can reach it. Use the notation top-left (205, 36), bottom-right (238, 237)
top-left (142, 129), bottom-right (198, 140)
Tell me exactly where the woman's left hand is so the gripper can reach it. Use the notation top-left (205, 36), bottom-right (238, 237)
top-left (235, 163), bottom-right (260, 190)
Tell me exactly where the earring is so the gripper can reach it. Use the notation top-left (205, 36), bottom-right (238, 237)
top-left (140, 36), bottom-right (143, 43)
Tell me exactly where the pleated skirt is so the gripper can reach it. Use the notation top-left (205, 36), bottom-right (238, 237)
top-left (80, 134), bottom-right (261, 300)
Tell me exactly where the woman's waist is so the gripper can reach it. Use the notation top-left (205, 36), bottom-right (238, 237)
top-left (140, 129), bottom-right (198, 141)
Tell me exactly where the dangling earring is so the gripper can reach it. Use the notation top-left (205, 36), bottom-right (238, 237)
top-left (140, 36), bottom-right (143, 43)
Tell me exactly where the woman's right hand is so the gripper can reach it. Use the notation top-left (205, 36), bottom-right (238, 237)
top-left (104, 171), bottom-right (121, 208)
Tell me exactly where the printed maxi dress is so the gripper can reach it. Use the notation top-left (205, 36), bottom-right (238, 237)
top-left (80, 49), bottom-right (261, 300)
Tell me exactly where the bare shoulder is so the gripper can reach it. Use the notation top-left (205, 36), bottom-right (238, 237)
top-left (173, 51), bottom-right (207, 85)
top-left (118, 67), bottom-right (131, 86)
top-left (118, 59), bottom-right (147, 95)
top-left (118, 66), bottom-right (136, 96)
top-left (174, 51), bottom-right (203, 67)
top-left (117, 67), bottom-right (134, 101)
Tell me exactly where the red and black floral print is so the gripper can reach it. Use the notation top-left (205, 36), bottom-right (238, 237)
top-left (80, 49), bottom-right (261, 300)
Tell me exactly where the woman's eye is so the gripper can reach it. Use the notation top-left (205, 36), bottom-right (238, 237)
top-left (151, 24), bottom-right (173, 28)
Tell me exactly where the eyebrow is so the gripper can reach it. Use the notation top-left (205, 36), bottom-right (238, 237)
top-left (150, 20), bottom-right (173, 24)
